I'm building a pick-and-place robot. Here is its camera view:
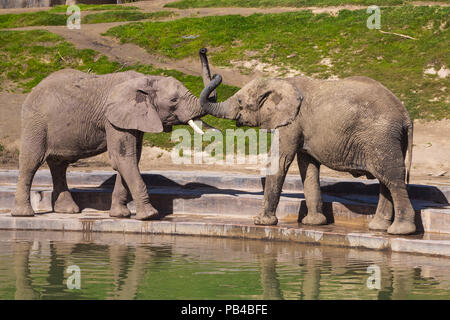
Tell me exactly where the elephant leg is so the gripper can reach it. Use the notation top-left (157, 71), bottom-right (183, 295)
top-left (106, 124), bottom-right (157, 220)
top-left (11, 133), bottom-right (46, 217)
top-left (110, 133), bottom-right (142, 218)
top-left (254, 133), bottom-right (298, 226)
top-left (368, 183), bottom-right (393, 231)
top-left (47, 159), bottom-right (80, 214)
top-left (110, 174), bottom-right (131, 218)
top-left (370, 150), bottom-right (415, 235)
top-left (386, 180), bottom-right (416, 235)
top-left (297, 152), bottom-right (327, 225)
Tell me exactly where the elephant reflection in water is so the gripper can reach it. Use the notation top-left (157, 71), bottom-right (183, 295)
top-left (259, 255), bottom-right (283, 300)
top-left (12, 240), bottom-right (81, 299)
top-left (12, 241), bottom-right (39, 300)
top-left (255, 245), bottom-right (447, 300)
top-left (256, 245), bottom-right (322, 300)
top-left (108, 245), bottom-right (156, 299)
top-left (294, 248), bottom-right (407, 300)
top-left (9, 239), bottom-right (164, 299)
top-left (9, 239), bottom-right (450, 300)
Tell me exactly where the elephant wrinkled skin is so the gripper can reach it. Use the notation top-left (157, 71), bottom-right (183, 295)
top-left (12, 69), bottom-right (208, 220)
top-left (200, 65), bottom-right (415, 235)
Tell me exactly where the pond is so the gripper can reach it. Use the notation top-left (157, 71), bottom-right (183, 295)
top-left (0, 230), bottom-right (449, 300)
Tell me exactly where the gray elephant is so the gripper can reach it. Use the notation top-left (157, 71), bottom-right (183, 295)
top-left (12, 68), bottom-right (211, 220)
top-left (199, 61), bottom-right (414, 234)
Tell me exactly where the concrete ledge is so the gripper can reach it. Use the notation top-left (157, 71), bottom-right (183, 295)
top-left (1, 184), bottom-right (449, 230)
top-left (1, 185), bottom-right (449, 233)
top-left (1, 169), bottom-right (449, 204)
top-left (0, 212), bottom-right (449, 257)
top-left (1, 170), bottom-right (448, 235)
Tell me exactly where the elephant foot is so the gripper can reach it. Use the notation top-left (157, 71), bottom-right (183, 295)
top-left (135, 204), bottom-right (159, 221)
top-left (109, 204), bottom-right (131, 218)
top-left (368, 215), bottom-right (392, 231)
top-left (54, 192), bottom-right (80, 214)
top-left (11, 205), bottom-right (35, 217)
top-left (387, 220), bottom-right (416, 235)
top-left (301, 213), bottom-right (327, 225)
top-left (253, 214), bottom-right (278, 226)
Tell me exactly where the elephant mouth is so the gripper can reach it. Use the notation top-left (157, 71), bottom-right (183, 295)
top-left (165, 115), bottom-right (179, 125)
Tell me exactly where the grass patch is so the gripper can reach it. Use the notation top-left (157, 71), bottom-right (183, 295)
top-left (165, 0), bottom-right (447, 8)
top-left (0, 30), bottom-right (248, 152)
top-left (0, 12), bottom-right (66, 28)
top-left (0, 10), bottom-right (174, 28)
top-left (106, 6), bottom-right (449, 119)
top-left (49, 4), bottom-right (139, 13)
top-left (82, 11), bottom-right (175, 24)
top-left (0, 30), bottom-right (126, 92)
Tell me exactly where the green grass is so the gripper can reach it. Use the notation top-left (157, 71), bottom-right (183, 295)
top-left (0, 10), bottom-right (174, 28)
top-left (106, 5), bottom-right (450, 119)
top-left (49, 4), bottom-right (139, 13)
top-left (0, 12), bottom-right (66, 28)
top-left (165, 0), bottom-right (448, 8)
top-left (82, 11), bottom-right (175, 24)
top-left (0, 30), bottom-right (124, 91)
top-left (0, 30), bottom-right (243, 152)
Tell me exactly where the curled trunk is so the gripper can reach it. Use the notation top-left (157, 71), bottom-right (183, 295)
top-left (199, 48), bottom-right (217, 103)
top-left (200, 74), bottom-right (235, 119)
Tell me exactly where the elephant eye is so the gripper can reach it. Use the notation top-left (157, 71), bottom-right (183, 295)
top-left (171, 97), bottom-right (178, 103)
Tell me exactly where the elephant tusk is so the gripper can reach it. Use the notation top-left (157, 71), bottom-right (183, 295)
top-left (200, 120), bottom-right (221, 133)
top-left (188, 120), bottom-right (205, 135)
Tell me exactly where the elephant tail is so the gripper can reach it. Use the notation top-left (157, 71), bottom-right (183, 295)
top-left (405, 121), bottom-right (413, 185)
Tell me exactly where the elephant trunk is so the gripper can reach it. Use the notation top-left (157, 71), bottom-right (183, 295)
top-left (199, 48), bottom-right (217, 103)
top-left (184, 92), bottom-right (206, 120)
top-left (200, 74), bottom-right (235, 119)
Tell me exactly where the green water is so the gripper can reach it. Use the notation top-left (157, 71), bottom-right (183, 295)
top-left (0, 231), bottom-right (449, 300)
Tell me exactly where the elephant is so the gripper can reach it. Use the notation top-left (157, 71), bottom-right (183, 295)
top-left (199, 55), bottom-right (415, 235)
top-left (11, 66), bottom-right (213, 220)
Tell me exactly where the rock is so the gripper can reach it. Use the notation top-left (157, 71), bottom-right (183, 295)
top-left (433, 171), bottom-right (447, 177)
top-left (182, 35), bottom-right (200, 39)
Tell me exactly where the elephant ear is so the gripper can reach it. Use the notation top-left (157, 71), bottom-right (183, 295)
top-left (257, 79), bottom-right (303, 129)
top-left (106, 77), bottom-right (163, 133)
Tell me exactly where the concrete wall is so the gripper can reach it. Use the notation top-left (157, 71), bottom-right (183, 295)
top-left (0, 0), bottom-right (131, 8)
top-left (1, 0), bottom-right (66, 8)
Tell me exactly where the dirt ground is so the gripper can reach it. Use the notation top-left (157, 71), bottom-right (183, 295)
top-left (0, 0), bottom-right (449, 186)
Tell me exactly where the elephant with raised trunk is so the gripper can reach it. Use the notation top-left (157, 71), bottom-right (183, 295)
top-left (12, 67), bottom-right (212, 220)
top-left (199, 52), bottom-right (415, 235)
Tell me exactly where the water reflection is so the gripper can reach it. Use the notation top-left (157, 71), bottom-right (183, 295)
top-left (0, 231), bottom-right (448, 300)
top-left (12, 241), bottom-right (38, 300)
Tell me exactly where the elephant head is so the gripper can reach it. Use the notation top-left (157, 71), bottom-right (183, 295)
top-left (106, 75), bottom-right (206, 134)
top-left (199, 74), bottom-right (303, 130)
